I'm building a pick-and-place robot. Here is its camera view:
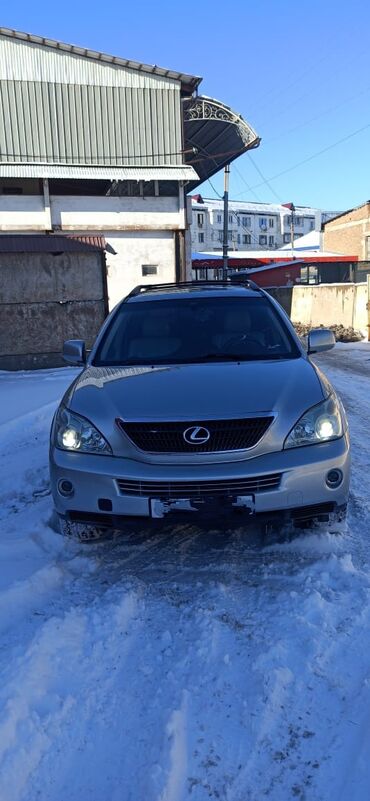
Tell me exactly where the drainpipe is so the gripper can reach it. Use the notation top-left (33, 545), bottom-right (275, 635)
top-left (43, 178), bottom-right (52, 231)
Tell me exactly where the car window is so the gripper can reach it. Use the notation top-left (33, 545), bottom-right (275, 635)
top-left (93, 296), bottom-right (300, 366)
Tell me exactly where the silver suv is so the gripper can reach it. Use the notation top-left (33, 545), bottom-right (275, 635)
top-left (50, 281), bottom-right (350, 540)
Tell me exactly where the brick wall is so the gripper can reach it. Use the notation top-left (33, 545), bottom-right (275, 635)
top-left (323, 202), bottom-right (370, 259)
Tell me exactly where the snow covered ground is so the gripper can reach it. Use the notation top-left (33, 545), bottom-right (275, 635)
top-left (0, 343), bottom-right (370, 801)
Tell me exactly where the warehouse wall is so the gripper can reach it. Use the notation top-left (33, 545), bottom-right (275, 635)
top-left (0, 250), bottom-right (106, 369)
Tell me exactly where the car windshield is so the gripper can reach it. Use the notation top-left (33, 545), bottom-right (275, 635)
top-left (93, 296), bottom-right (300, 366)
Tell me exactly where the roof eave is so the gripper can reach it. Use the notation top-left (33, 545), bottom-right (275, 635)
top-left (0, 26), bottom-right (202, 93)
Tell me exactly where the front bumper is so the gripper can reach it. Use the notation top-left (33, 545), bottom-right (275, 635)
top-left (50, 433), bottom-right (350, 523)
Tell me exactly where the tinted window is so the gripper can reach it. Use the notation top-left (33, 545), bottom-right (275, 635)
top-left (93, 296), bottom-right (300, 366)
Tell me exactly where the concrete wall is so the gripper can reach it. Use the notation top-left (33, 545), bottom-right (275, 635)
top-left (0, 193), bottom-right (186, 233)
top-left (0, 251), bottom-right (106, 369)
top-left (50, 195), bottom-right (184, 232)
top-left (104, 231), bottom-right (176, 309)
top-left (290, 283), bottom-right (368, 335)
top-left (0, 195), bottom-right (48, 231)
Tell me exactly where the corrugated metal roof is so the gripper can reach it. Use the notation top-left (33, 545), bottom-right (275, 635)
top-left (0, 28), bottom-right (201, 92)
top-left (0, 35), bottom-right (179, 90)
top-left (0, 234), bottom-right (108, 253)
top-left (0, 163), bottom-right (198, 181)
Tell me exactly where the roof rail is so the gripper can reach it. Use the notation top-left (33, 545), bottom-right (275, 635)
top-left (126, 280), bottom-right (262, 298)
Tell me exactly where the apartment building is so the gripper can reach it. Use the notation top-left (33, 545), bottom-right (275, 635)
top-left (191, 197), bottom-right (338, 252)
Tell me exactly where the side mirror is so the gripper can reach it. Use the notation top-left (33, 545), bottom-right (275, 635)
top-left (63, 339), bottom-right (86, 365)
top-left (307, 328), bottom-right (335, 354)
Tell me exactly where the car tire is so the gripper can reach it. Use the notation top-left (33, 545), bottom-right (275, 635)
top-left (58, 516), bottom-right (108, 542)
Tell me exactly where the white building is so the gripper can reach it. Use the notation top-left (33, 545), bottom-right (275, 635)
top-left (190, 196), bottom-right (340, 253)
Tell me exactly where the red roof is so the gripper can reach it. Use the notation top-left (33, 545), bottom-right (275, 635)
top-left (0, 234), bottom-right (109, 253)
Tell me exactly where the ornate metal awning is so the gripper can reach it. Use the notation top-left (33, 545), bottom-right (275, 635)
top-left (183, 96), bottom-right (260, 190)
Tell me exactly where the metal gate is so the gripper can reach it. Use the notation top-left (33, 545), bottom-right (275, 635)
top-left (0, 237), bottom-right (108, 370)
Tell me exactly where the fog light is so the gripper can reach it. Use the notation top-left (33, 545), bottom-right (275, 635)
top-left (326, 469), bottom-right (343, 489)
top-left (58, 479), bottom-right (74, 497)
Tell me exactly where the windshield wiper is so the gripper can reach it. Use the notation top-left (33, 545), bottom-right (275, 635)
top-left (193, 353), bottom-right (289, 362)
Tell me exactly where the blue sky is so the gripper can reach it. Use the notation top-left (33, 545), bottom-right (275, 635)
top-left (3, 0), bottom-right (370, 211)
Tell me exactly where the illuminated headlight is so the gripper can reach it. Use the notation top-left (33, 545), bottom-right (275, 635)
top-left (284, 395), bottom-right (344, 449)
top-left (54, 406), bottom-right (112, 455)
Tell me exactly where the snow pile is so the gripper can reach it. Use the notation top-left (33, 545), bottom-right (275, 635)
top-left (294, 322), bottom-right (363, 342)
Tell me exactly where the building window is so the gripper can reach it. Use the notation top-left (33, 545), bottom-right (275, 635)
top-left (142, 264), bottom-right (158, 276)
top-left (268, 235), bottom-right (274, 246)
top-left (268, 218), bottom-right (274, 228)
top-left (242, 234), bottom-right (251, 245)
top-left (283, 233), bottom-right (291, 243)
top-left (259, 235), bottom-right (267, 245)
top-left (242, 216), bottom-right (251, 228)
top-left (217, 214), bottom-right (222, 223)
top-left (198, 232), bottom-right (204, 243)
top-left (197, 212), bottom-right (204, 227)
top-left (237, 234), bottom-right (240, 244)
top-left (218, 230), bottom-right (223, 242)
top-left (259, 218), bottom-right (267, 229)
top-left (237, 216), bottom-right (240, 227)
top-left (228, 214), bottom-right (233, 224)
top-left (309, 219), bottom-right (315, 230)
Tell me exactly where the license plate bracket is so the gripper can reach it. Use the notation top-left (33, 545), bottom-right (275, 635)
top-left (150, 495), bottom-right (255, 519)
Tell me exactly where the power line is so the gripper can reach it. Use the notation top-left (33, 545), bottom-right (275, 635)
top-left (246, 154), bottom-right (282, 203)
top-left (252, 44), bottom-right (370, 124)
top-left (232, 162), bottom-right (263, 203)
top-left (249, 52), bottom-right (330, 118)
top-left (235, 120), bottom-right (370, 196)
top-left (0, 147), bottom-right (198, 163)
top-left (264, 83), bottom-right (370, 146)
top-left (204, 179), bottom-right (265, 248)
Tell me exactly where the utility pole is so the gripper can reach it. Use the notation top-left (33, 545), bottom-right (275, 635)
top-left (222, 164), bottom-right (230, 279)
top-left (290, 203), bottom-right (295, 257)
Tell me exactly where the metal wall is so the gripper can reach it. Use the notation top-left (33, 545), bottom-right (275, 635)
top-left (0, 251), bottom-right (107, 369)
top-left (0, 35), bottom-right (182, 167)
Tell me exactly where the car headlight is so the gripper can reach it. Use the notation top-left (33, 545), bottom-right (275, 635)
top-left (284, 395), bottom-right (344, 449)
top-left (54, 406), bottom-right (112, 455)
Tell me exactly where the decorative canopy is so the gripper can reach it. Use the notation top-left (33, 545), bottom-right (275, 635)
top-left (183, 96), bottom-right (260, 189)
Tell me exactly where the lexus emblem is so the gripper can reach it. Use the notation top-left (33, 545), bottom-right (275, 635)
top-left (183, 425), bottom-right (210, 445)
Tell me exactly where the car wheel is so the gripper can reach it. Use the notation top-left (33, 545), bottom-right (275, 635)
top-left (58, 516), bottom-right (108, 542)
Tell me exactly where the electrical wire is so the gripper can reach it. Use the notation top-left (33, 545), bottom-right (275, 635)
top-left (235, 120), bottom-right (370, 197)
top-left (0, 148), bottom-right (198, 163)
top-left (246, 155), bottom-right (282, 203)
top-left (204, 178), bottom-right (266, 249)
top-left (232, 162), bottom-right (263, 203)
top-left (264, 82), bottom-right (370, 146)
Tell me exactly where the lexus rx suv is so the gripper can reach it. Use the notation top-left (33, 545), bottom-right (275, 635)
top-left (50, 281), bottom-right (350, 540)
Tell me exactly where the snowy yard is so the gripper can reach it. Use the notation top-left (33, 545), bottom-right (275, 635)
top-left (1, 343), bottom-right (370, 801)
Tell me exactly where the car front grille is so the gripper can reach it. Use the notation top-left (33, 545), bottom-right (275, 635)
top-left (116, 473), bottom-right (282, 499)
top-left (116, 416), bottom-right (274, 453)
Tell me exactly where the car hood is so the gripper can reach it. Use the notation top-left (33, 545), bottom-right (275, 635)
top-left (64, 358), bottom-right (326, 461)
top-left (68, 358), bottom-right (325, 420)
